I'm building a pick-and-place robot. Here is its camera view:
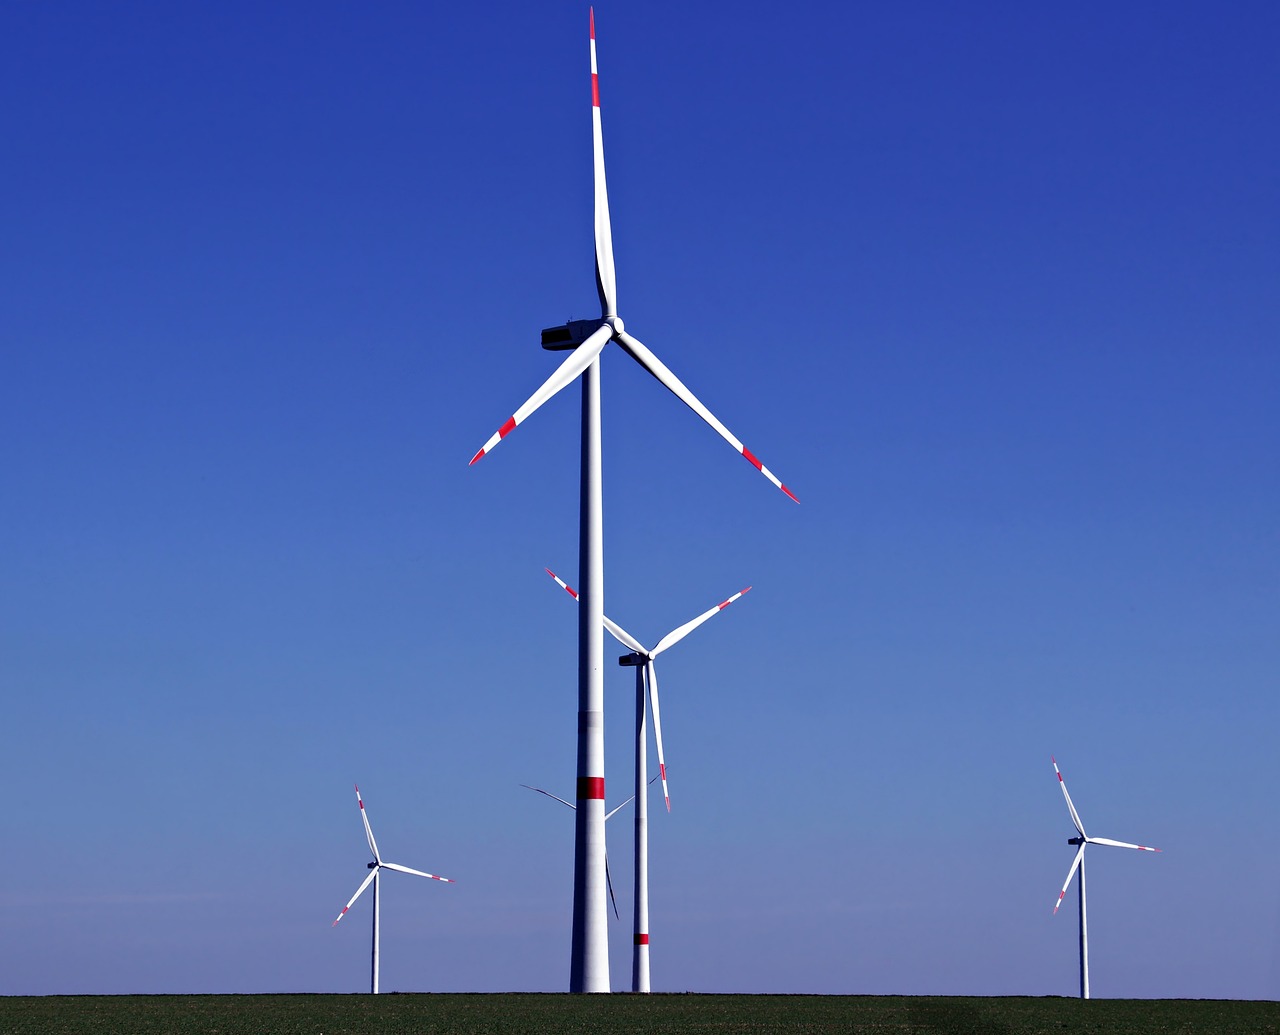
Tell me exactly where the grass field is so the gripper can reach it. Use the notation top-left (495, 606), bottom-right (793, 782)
top-left (0, 993), bottom-right (1276, 1034)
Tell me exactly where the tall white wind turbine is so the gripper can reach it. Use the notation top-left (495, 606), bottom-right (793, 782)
top-left (546, 567), bottom-right (750, 993)
top-left (470, 9), bottom-right (796, 993)
top-left (332, 784), bottom-right (453, 994)
top-left (1051, 757), bottom-right (1160, 999)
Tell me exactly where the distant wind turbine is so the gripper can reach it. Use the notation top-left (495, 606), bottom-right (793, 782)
top-left (1051, 757), bottom-right (1160, 999)
top-left (332, 784), bottom-right (453, 994)
top-left (546, 567), bottom-right (750, 992)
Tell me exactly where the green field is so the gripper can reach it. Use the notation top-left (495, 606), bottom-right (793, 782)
top-left (1, 993), bottom-right (1275, 1035)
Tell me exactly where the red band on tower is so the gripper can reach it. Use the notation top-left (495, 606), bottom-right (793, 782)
top-left (577, 776), bottom-right (605, 800)
top-left (634, 934), bottom-right (649, 945)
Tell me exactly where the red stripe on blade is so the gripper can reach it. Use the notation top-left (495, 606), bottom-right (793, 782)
top-left (590, 8), bottom-right (595, 40)
top-left (498, 416), bottom-right (517, 439)
top-left (742, 447), bottom-right (764, 472)
top-left (577, 776), bottom-right (605, 800)
top-left (592, 73), bottom-right (599, 108)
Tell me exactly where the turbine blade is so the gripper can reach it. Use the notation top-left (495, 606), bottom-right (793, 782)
top-left (380, 861), bottom-right (454, 882)
top-left (332, 867), bottom-right (378, 926)
top-left (590, 8), bottom-right (616, 317)
top-left (605, 850), bottom-right (620, 920)
top-left (604, 793), bottom-right (636, 821)
top-left (544, 567), bottom-right (647, 655)
top-left (469, 323), bottom-right (612, 465)
top-left (1051, 757), bottom-right (1087, 839)
top-left (647, 660), bottom-right (670, 812)
top-left (521, 783), bottom-right (576, 811)
top-left (1053, 844), bottom-right (1086, 915)
top-left (355, 784), bottom-right (381, 863)
top-left (604, 615), bottom-right (647, 655)
top-left (545, 567), bottom-right (579, 600)
top-left (614, 329), bottom-right (798, 503)
top-left (651, 586), bottom-right (751, 658)
top-left (1088, 837), bottom-right (1161, 852)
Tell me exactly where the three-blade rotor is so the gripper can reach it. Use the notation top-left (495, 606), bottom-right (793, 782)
top-left (333, 784), bottom-right (453, 927)
top-left (1050, 758), bottom-right (1160, 914)
top-left (545, 568), bottom-right (750, 812)
top-left (469, 10), bottom-right (797, 504)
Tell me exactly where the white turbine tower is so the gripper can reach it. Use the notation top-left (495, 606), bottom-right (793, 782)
top-left (470, 9), bottom-right (796, 993)
top-left (332, 784), bottom-right (453, 994)
top-left (546, 567), bottom-right (750, 993)
top-left (1051, 757), bottom-right (1160, 999)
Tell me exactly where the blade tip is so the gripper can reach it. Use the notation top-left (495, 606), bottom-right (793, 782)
top-left (468, 449), bottom-right (485, 466)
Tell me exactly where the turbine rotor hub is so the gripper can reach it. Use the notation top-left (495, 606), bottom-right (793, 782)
top-left (606, 315), bottom-right (625, 335)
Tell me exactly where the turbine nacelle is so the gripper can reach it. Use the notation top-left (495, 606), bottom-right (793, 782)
top-left (542, 319), bottom-right (606, 351)
top-left (618, 651), bottom-right (647, 667)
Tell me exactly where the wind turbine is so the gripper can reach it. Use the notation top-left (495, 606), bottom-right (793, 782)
top-left (546, 566), bottom-right (750, 993)
top-left (1051, 757), bottom-right (1160, 999)
top-left (469, 8), bottom-right (796, 993)
top-left (332, 784), bottom-right (453, 994)
top-left (520, 782), bottom-right (646, 921)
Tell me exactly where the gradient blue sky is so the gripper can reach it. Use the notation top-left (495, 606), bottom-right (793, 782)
top-left (3, 1), bottom-right (1277, 999)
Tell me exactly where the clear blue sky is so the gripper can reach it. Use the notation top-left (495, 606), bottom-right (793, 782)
top-left (2, 1), bottom-right (1277, 999)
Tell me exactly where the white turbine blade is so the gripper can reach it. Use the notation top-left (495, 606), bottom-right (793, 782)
top-left (544, 567), bottom-right (647, 655)
top-left (651, 586), bottom-right (751, 658)
top-left (332, 867), bottom-right (377, 926)
top-left (605, 851), bottom-right (620, 920)
top-left (1053, 844), bottom-right (1086, 915)
top-left (1051, 757), bottom-right (1087, 839)
top-left (589, 8), bottom-right (616, 317)
top-left (381, 861), bottom-right (454, 883)
top-left (647, 660), bottom-right (670, 812)
top-left (604, 793), bottom-right (636, 821)
top-left (355, 784), bottom-right (381, 863)
top-left (1089, 837), bottom-right (1161, 852)
top-left (469, 323), bottom-right (612, 465)
top-left (521, 783), bottom-right (576, 811)
top-left (604, 615), bottom-right (647, 655)
top-left (613, 329), bottom-right (798, 503)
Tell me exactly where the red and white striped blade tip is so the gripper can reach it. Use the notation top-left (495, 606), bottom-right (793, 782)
top-left (545, 567), bottom-right (578, 599)
top-left (469, 324), bottom-right (612, 465)
top-left (383, 861), bottom-right (455, 882)
top-left (612, 329), bottom-right (799, 503)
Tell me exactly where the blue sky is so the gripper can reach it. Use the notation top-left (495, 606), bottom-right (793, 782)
top-left (2, 1), bottom-right (1277, 999)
